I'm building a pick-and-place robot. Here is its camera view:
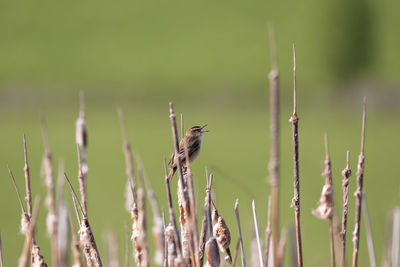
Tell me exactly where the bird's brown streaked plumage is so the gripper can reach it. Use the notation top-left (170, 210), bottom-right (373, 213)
top-left (168, 125), bottom-right (208, 181)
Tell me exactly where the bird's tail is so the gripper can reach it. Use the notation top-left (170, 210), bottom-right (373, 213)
top-left (167, 166), bottom-right (177, 182)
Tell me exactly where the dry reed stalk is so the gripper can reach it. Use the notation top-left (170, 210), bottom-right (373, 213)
top-left (289, 44), bottom-right (303, 267)
top-left (65, 173), bottom-right (102, 267)
top-left (382, 214), bottom-right (393, 267)
top-left (163, 158), bottom-right (182, 257)
top-left (267, 24), bottom-right (280, 267)
top-left (230, 238), bottom-right (241, 267)
top-left (57, 160), bottom-right (68, 267)
top-left (165, 225), bottom-right (178, 267)
top-left (20, 197), bottom-right (47, 267)
top-left (204, 174), bottom-right (220, 267)
top-left (352, 98), bottom-right (367, 267)
top-left (312, 134), bottom-right (335, 267)
top-left (146, 181), bottom-right (165, 265)
top-left (361, 193), bottom-right (376, 267)
top-left (0, 232), bottom-right (3, 267)
top-left (182, 134), bottom-right (200, 267)
top-left (391, 208), bottom-right (400, 267)
top-left (7, 166), bottom-right (30, 234)
top-left (135, 152), bottom-right (166, 265)
top-left (68, 206), bottom-right (82, 267)
top-left (234, 199), bottom-right (247, 267)
top-left (275, 229), bottom-right (287, 267)
top-left (39, 116), bottom-right (59, 267)
top-left (264, 196), bottom-right (272, 267)
top-left (199, 172), bottom-right (209, 266)
top-left (205, 237), bottom-right (220, 267)
top-left (199, 171), bottom-right (214, 266)
top-left (162, 210), bottom-right (168, 267)
top-left (107, 232), bottom-right (120, 267)
top-left (252, 200), bottom-right (264, 267)
top-left (137, 170), bottom-right (150, 267)
top-left (168, 102), bottom-right (192, 264)
top-left (76, 92), bottom-right (88, 215)
top-left (23, 134), bottom-right (32, 218)
top-left (340, 151), bottom-right (351, 267)
top-left (212, 201), bottom-right (232, 264)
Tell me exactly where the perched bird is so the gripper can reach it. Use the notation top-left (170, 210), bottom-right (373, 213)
top-left (168, 125), bottom-right (208, 181)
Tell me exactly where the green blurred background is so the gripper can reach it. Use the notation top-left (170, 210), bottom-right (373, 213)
top-left (1, 0), bottom-right (399, 266)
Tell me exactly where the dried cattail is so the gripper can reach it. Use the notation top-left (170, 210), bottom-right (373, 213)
top-left (68, 206), bottom-right (82, 267)
top-left (204, 237), bottom-right (220, 267)
top-left (165, 225), bottom-right (177, 267)
top-left (312, 133), bottom-right (335, 267)
top-left (212, 207), bottom-right (232, 263)
top-left (57, 160), bottom-right (68, 267)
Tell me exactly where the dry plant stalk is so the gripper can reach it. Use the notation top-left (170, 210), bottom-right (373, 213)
top-left (134, 153), bottom-right (165, 265)
top-left (168, 102), bottom-right (192, 264)
top-left (235, 199), bottom-right (247, 267)
top-left (252, 200), bottom-right (264, 267)
top-left (20, 197), bottom-right (47, 267)
top-left (340, 151), bottom-right (351, 267)
top-left (7, 166), bottom-right (30, 234)
top-left (23, 134), bottom-right (33, 218)
top-left (57, 160), bottom-right (68, 267)
top-left (352, 98), bottom-right (367, 267)
top-left (289, 44), bottom-right (303, 267)
top-left (312, 134), bottom-right (335, 267)
top-left (76, 92), bottom-right (88, 215)
top-left (0, 232), bottom-right (3, 267)
top-left (65, 173), bottom-right (102, 267)
top-left (267, 24), bottom-right (280, 267)
top-left (163, 159), bottom-right (182, 260)
top-left (146, 179), bottom-right (165, 265)
top-left (391, 208), bottom-right (400, 267)
top-left (230, 238), bottom-right (240, 267)
top-left (361, 193), bottom-right (376, 267)
top-left (264, 196), bottom-right (272, 267)
top-left (199, 171), bottom-right (211, 266)
top-left (107, 232), bottom-right (120, 267)
top-left (68, 206), bottom-right (82, 267)
top-left (275, 229), bottom-right (288, 267)
top-left (212, 202), bottom-right (232, 263)
top-left (204, 174), bottom-right (220, 267)
top-left (39, 117), bottom-right (59, 267)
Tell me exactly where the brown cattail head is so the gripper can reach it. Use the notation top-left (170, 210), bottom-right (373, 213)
top-left (212, 212), bottom-right (231, 259)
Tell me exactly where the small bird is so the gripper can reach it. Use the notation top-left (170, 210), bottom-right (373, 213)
top-left (168, 125), bottom-right (208, 181)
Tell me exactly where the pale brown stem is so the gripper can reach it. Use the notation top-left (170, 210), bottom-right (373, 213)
top-left (231, 238), bottom-right (241, 267)
top-left (68, 206), bottom-right (82, 267)
top-left (168, 102), bottom-right (191, 263)
top-left (325, 134), bottom-right (335, 267)
top-left (7, 166), bottom-right (26, 214)
top-left (0, 232), bottom-right (3, 267)
top-left (267, 24), bottom-right (280, 267)
top-left (107, 232), bottom-right (120, 267)
top-left (330, 218), bottom-right (336, 267)
top-left (264, 196), bottom-right (272, 267)
top-left (20, 197), bottom-right (45, 267)
top-left (290, 44), bottom-right (303, 267)
top-left (163, 158), bottom-right (182, 257)
top-left (362, 193), bottom-right (376, 267)
top-left (40, 116), bottom-right (59, 267)
top-left (275, 229), bottom-right (288, 267)
top-left (235, 199), bottom-right (247, 267)
top-left (252, 200), bottom-right (264, 266)
top-left (22, 134), bottom-right (32, 217)
top-left (340, 151), bottom-right (351, 267)
top-left (352, 98), bottom-right (367, 267)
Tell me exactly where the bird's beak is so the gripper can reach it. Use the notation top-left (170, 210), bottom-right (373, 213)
top-left (201, 125), bottom-right (209, 132)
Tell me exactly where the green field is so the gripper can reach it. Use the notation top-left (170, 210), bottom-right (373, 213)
top-left (0, 1), bottom-right (399, 266)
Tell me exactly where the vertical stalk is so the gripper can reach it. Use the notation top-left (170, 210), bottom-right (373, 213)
top-left (290, 44), bottom-right (303, 267)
